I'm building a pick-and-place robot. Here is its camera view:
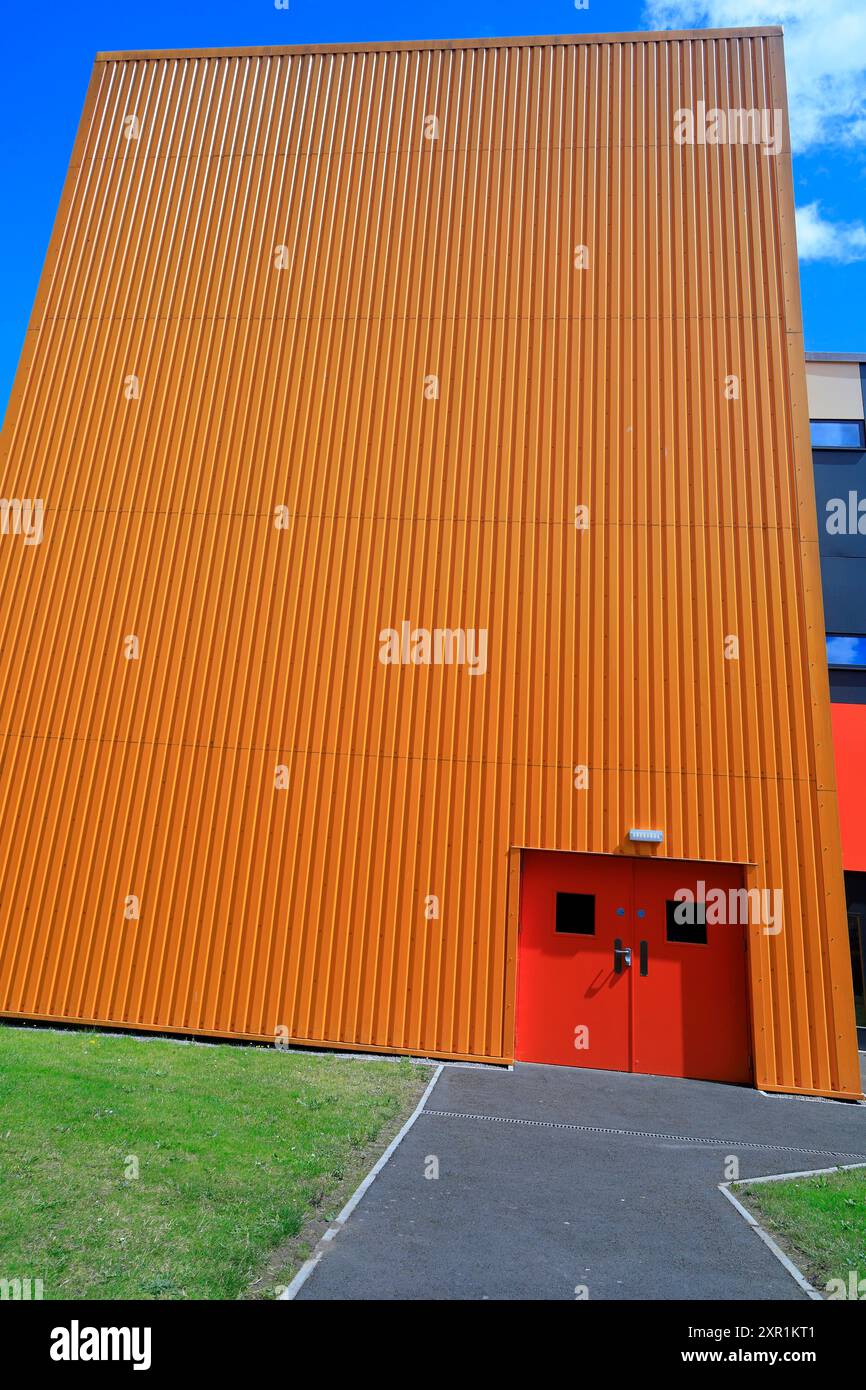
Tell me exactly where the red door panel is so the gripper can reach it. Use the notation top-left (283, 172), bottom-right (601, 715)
top-left (516, 851), bottom-right (632, 1070)
top-left (632, 859), bottom-right (751, 1084)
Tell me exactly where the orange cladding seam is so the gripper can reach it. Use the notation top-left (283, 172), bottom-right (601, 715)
top-left (0, 30), bottom-right (859, 1094)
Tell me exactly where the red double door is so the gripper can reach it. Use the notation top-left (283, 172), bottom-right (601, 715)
top-left (516, 851), bottom-right (752, 1084)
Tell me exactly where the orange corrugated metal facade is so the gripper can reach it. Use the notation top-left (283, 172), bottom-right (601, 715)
top-left (0, 29), bottom-right (860, 1096)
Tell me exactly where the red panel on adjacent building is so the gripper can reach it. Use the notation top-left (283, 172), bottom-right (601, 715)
top-left (832, 705), bottom-right (866, 871)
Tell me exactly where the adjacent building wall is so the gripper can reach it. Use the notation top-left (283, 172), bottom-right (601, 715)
top-left (806, 353), bottom-right (866, 1026)
top-left (806, 361), bottom-right (865, 421)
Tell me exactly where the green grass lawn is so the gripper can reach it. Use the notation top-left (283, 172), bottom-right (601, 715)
top-left (735, 1168), bottom-right (866, 1298)
top-left (0, 1026), bottom-right (431, 1300)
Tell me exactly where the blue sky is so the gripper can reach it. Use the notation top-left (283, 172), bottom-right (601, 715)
top-left (1, 0), bottom-right (864, 424)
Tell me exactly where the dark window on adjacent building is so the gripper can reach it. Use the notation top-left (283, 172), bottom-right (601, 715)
top-left (810, 419), bottom-right (866, 450)
top-left (666, 899), bottom-right (708, 945)
top-left (827, 634), bottom-right (866, 668)
top-left (555, 892), bottom-right (595, 935)
top-left (846, 871), bottom-right (866, 1029)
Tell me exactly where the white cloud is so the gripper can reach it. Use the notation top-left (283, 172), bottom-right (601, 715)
top-left (643, 1), bottom-right (866, 152)
top-left (795, 201), bottom-right (866, 262)
top-left (827, 635), bottom-right (866, 665)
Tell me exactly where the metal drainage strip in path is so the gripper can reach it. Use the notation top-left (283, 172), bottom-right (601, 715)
top-left (423, 1110), bottom-right (866, 1160)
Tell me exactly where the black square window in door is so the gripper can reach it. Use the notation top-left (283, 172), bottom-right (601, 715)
top-left (666, 899), bottom-right (707, 945)
top-left (555, 892), bottom-right (595, 935)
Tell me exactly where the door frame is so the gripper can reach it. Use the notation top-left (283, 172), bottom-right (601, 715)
top-left (509, 846), bottom-right (756, 1079)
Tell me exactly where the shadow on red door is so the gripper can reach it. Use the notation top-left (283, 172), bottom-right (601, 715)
top-left (515, 850), bottom-right (752, 1084)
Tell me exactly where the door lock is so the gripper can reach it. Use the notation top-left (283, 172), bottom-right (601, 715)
top-left (613, 939), bottom-right (632, 973)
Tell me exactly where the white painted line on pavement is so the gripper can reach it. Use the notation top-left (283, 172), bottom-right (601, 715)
top-left (278, 1062), bottom-right (445, 1301)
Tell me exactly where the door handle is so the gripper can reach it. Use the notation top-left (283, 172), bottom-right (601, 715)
top-left (640, 940), bottom-right (648, 976)
top-left (613, 939), bottom-right (632, 973)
